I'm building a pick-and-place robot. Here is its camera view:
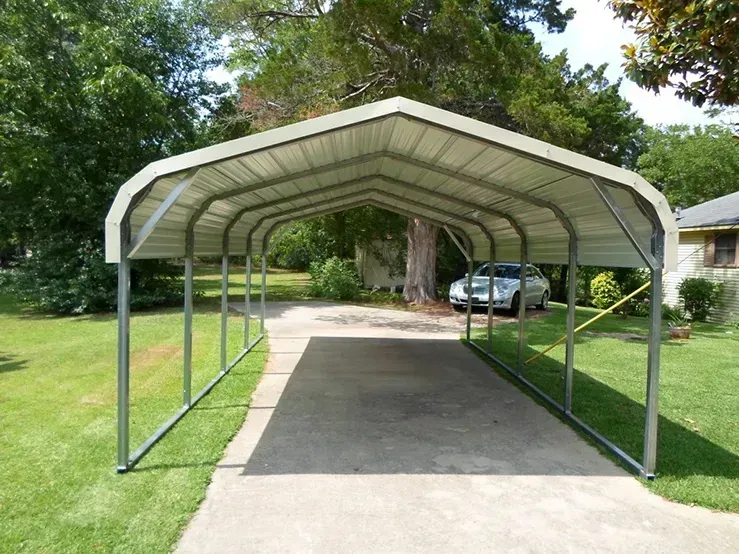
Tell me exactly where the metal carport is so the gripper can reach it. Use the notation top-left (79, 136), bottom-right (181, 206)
top-left (105, 96), bottom-right (677, 478)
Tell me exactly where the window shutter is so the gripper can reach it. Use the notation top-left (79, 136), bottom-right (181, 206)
top-left (703, 234), bottom-right (715, 267)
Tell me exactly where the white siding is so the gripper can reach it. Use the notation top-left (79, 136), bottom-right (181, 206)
top-left (356, 241), bottom-right (405, 289)
top-left (663, 231), bottom-right (739, 323)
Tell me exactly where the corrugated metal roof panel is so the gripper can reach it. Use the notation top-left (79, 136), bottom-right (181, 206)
top-left (106, 97), bottom-right (677, 270)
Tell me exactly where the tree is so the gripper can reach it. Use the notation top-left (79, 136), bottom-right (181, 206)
top-left (269, 206), bottom-right (408, 271)
top-left (404, 220), bottom-right (439, 304)
top-left (0, 0), bottom-right (224, 312)
top-left (609, 0), bottom-right (739, 107)
top-left (637, 125), bottom-right (739, 208)
top-left (218, 0), bottom-right (644, 302)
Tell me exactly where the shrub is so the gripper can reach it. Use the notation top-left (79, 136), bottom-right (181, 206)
top-left (8, 235), bottom-right (186, 314)
top-left (626, 295), bottom-right (651, 317)
top-left (308, 257), bottom-right (360, 300)
top-left (662, 304), bottom-right (690, 327)
top-left (0, 268), bottom-right (15, 290)
top-left (590, 271), bottom-right (623, 310)
top-left (678, 277), bottom-right (724, 322)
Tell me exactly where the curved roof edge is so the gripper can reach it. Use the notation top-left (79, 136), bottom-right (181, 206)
top-left (105, 96), bottom-right (677, 269)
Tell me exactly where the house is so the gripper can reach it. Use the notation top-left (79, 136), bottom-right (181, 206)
top-left (664, 191), bottom-right (739, 322)
top-left (356, 240), bottom-right (405, 291)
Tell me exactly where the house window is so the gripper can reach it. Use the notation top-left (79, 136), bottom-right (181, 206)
top-left (714, 233), bottom-right (737, 266)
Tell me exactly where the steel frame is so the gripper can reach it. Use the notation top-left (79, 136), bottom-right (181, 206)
top-left (116, 213), bottom-right (265, 473)
top-left (221, 174), bottom-right (525, 247)
top-left (250, 189), bottom-right (486, 255)
top-left (467, 179), bottom-right (664, 479)
top-left (115, 155), bottom-right (664, 480)
top-left (261, 198), bottom-right (475, 255)
top-left (183, 151), bottom-right (570, 244)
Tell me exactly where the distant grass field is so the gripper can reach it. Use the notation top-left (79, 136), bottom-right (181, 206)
top-left (470, 302), bottom-right (739, 512)
top-left (0, 269), bottom-right (268, 552)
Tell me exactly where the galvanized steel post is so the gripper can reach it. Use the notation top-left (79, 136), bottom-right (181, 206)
top-left (466, 257), bottom-right (473, 341)
top-left (260, 248), bottom-right (267, 334)
top-left (116, 239), bottom-right (131, 473)
top-left (183, 233), bottom-right (194, 407)
top-left (220, 236), bottom-right (229, 372)
top-left (565, 238), bottom-right (577, 413)
top-left (517, 239), bottom-right (527, 373)
top-left (643, 230), bottom-right (664, 478)
top-left (487, 242), bottom-right (494, 353)
top-left (245, 240), bottom-right (252, 348)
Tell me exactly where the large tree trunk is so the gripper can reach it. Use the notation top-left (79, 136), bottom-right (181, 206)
top-left (404, 219), bottom-right (438, 304)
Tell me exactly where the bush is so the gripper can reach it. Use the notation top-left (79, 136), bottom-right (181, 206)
top-left (678, 277), bottom-right (724, 322)
top-left (308, 257), bottom-right (360, 300)
top-left (662, 304), bottom-right (690, 327)
top-left (0, 267), bottom-right (16, 290)
top-left (8, 235), bottom-right (186, 314)
top-left (590, 271), bottom-right (623, 310)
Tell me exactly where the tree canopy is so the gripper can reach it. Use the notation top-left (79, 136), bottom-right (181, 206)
top-left (609, 0), bottom-right (739, 107)
top-left (0, 0), bottom-right (225, 312)
top-left (637, 124), bottom-right (739, 208)
top-left (212, 0), bottom-right (647, 301)
top-left (218, 0), bottom-right (644, 163)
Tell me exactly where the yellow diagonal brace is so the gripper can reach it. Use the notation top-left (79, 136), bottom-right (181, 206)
top-left (524, 279), bottom-right (655, 365)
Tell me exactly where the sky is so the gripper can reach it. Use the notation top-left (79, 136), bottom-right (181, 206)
top-left (531, 0), bottom-right (713, 127)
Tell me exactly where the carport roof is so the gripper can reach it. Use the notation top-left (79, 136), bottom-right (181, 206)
top-left (105, 96), bottom-right (677, 269)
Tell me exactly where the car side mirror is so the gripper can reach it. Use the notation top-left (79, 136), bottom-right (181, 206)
top-left (464, 272), bottom-right (469, 277)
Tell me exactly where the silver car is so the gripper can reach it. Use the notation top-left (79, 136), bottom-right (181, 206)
top-left (449, 263), bottom-right (550, 312)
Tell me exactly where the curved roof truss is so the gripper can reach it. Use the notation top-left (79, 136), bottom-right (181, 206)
top-left (106, 97), bottom-right (677, 269)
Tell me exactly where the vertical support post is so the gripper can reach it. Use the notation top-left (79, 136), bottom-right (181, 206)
top-left (183, 232), bottom-right (194, 407)
top-left (220, 236), bottom-right (229, 372)
top-left (245, 240), bottom-right (252, 347)
top-left (487, 242), bottom-right (494, 354)
top-left (565, 238), bottom-right (577, 414)
top-left (260, 246), bottom-right (267, 334)
top-left (643, 230), bottom-right (664, 478)
top-left (466, 257), bottom-right (473, 341)
top-left (517, 239), bottom-right (527, 373)
top-left (116, 240), bottom-right (131, 473)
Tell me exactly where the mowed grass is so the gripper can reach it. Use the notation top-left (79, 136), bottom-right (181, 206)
top-left (0, 284), bottom-right (267, 553)
top-left (471, 303), bottom-right (739, 511)
top-left (193, 263), bottom-right (312, 302)
top-left (193, 263), bottom-right (411, 309)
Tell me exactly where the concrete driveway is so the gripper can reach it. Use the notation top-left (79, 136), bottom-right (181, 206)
top-left (177, 302), bottom-right (739, 553)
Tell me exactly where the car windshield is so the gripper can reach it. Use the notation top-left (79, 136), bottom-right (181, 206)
top-left (473, 264), bottom-right (521, 279)
top-left (494, 265), bottom-right (520, 279)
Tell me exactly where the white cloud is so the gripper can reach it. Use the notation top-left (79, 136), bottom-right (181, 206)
top-left (531, 0), bottom-right (713, 127)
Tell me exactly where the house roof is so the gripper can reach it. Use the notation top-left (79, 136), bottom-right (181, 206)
top-left (105, 97), bottom-right (677, 269)
top-left (677, 190), bottom-right (739, 229)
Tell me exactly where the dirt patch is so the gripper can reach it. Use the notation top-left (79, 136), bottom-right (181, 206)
top-left (582, 330), bottom-right (647, 342)
top-left (130, 344), bottom-right (181, 371)
top-left (397, 301), bottom-right (551, 325)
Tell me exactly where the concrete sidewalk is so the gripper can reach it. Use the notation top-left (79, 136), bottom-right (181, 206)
top-left (176, 302), bottom-right (739, 553)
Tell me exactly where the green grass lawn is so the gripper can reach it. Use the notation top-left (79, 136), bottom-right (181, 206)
top-left (470, 303), bottom-right (739, 512)
top-left (193, 263), bottom-right (413, 309)
top-left (2, 266), bottom-right (738, 554)
top-left (0, 283), bottom-right (267, 552)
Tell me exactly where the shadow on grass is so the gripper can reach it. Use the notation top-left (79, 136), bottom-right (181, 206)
top-left (0, 353), bottom-right (27, 373)
top-left (470, 337), bottom-right (739, 481)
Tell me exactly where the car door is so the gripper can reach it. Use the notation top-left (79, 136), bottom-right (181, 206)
top-left (525, 266), bottom-right (541, 304)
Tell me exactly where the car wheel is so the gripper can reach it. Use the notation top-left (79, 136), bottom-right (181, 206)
top-left (538, 291), bottom-right (549, 310)
top-left (510, 292), bottom-right (520, 316)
